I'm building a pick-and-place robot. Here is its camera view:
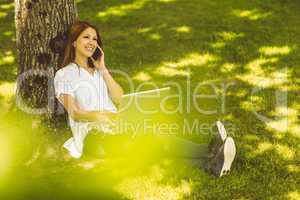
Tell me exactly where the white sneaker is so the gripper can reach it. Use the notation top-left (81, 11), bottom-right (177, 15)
top-left (216, 121), bottom-right (227, 141)
top-left (210, 137), bottom-right (236, 177)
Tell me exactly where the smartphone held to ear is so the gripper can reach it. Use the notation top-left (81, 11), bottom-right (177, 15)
top-left (92, 46), bottom-right (102, 60)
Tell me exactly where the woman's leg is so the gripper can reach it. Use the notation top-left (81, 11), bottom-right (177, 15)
top-left (150, 134), bottom-right (209, 159)
top-left (84, 132), bottom-right (209, 160)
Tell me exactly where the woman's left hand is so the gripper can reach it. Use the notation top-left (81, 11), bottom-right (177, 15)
top-left (91, 45), bottom-right (107, 71)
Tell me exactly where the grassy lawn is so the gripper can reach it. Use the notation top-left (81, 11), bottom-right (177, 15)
top-left (0, 0), bottom-right (299, 199)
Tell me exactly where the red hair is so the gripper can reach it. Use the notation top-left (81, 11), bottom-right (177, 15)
top-left (59, 21), bottom-right (103, 69)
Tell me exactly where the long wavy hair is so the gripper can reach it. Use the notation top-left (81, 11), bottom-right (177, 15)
top-left (59, 21), bottom-right (103, 69)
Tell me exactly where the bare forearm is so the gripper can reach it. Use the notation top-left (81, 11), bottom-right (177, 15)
top-left (101, 69), bottom-right (124, 104)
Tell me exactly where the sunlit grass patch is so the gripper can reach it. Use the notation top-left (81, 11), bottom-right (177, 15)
top-left (137, 27), bottom-right (152, 33)
top-left (159, 53), bottom-right (217, 69)
top-left (0, 11), bottom-right (7, 18)
top-left (0, 82), bottom-right (15, 97)
top-left (3, 31), bottom-right (13, 37)
top-left (0, 54), bottom-right (15, 65)
top-left (0, 82), bottom-right (15, 114)
top-left (157, 0), bottom-right (176, 3)
top-left (259, 46), bottom-right (292, 56)
top-left (220, 63), bottom-right (238, 73)
top-left (236, 57), bottom-right (291, 88)
top-left (174, 25), bottom-right (191, 33)
top-left (0, 2), bottom-right (14, 10)
top-left (253, 141), bottom-right (273, 155)
top-left (211, 41), bottom-right (225, 49)
top-left (154, 66), bottom-right (190, 77)
top-left (275, 144), bottom-right (295, 160)
top-left (231, 9), bottom-right (272, 21)
top-left (250, 140), bottom-right (296, 161)
top-left (115, 165), bottom-right (191, 200)
top-left (286, 191), bottom-right (300, 200)
top-left (217, 31), bottom-right (244, 41)
top-left (149, 33), bottom-right (161, 40)
top-left (97, 0), bottom-right (149, 18)
top-left (133, 71), bottom-right (152, 81)
top-left (211, 32), bottom-right (244, 49)
top-left (286, 164), bottom-right (300, 173)
top-left (265, 106), bottom-right (298, 137)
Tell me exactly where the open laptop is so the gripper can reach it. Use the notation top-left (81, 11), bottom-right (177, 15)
top-left (114, 86), bottom-right (172, 135)
top-left (119, 86), bottom-right (170, 112)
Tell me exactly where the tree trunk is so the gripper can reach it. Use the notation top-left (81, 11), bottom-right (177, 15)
top-left (15, 0), bottom-right (77, 118)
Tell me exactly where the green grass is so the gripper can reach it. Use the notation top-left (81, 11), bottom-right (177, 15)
top-left (0, 0), bottom-right (299, 199)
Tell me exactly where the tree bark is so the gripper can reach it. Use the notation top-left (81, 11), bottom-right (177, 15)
top-left (15, 0), bottom-right (77, 118)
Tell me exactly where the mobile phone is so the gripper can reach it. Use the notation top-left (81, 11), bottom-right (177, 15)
top-left (92, 46), bottom-right (102, 60)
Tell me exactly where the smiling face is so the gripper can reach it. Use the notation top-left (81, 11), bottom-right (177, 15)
top-left (73, 27), bottom-right (98, 59)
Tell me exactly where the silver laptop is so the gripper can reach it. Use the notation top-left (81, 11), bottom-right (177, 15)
top-left (115, 87), bottom-right (171, 135)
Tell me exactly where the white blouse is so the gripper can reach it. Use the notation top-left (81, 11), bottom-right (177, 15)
top-left (54, 62), bottom-right (117, 158)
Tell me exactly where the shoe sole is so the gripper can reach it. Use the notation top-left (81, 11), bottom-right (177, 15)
top-left (216, 121), bottom-right (227, 141)
top-left (219, 137), bottom-right (236, 177)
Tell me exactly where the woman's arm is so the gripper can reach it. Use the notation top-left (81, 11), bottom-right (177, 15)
top-left (58, 93), bottom-right (117, 123)
top-left (101, 68), bottom-right (124, 105)
top-left (91, 46), bottom-right (124, 105)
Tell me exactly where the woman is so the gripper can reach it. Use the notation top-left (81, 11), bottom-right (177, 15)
top-left (54, 21), bottom-right (236, 177)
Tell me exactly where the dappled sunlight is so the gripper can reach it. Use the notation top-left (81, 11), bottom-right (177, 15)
top-left (218, 31), bottom-right (244, 41)
top-left (211, 31), bottom-right (244, 49)
top-left (45, 146), bottom-right (57, 158)
top-left (0, 82), bottom-right (15, 97)
top-left (286, 105), bottom-right (300, 139)
top-left (133, 71), bottom-right (152, 81)
top-left (154, 52), bottom-right (218, 77)
top-left (232, 9), bottom-right (272, 21)
top-left (286, 164), bottom-right (300, 173)
top-left (77, 159), bottom-right (104, 170)
top-left (155, 66), bottom-right (190, 77)
top-left (0, 11), bottom-right (7, 19)
top-left (158, 0), bottom-right (176, 3)
top-left (275, 144), bottom-right (295, 160)
top-left (240, 95), bottom-right (264, 112)
top-left (0, 54), bottom-right (15, 65)
top-left (137, 27), bottom-right (152, 33)
top-left (259, 46), bottom-right (292, 56)
top-left (0, 2), bottom-right (14, 10)
top-left (0, 82), bottom-right (15, 115)
top-left (97, 0), bottom-right (149, 18)
top-left (3, 31), bottom-right (13, 37)
top-left (174, 25), bottom-right (191, 33)
top-left (265, 119), bottom-right (288, 137)
top-left (251, 141), bottom-right (296, 161)
top-left (220, 63), bottom-right (238, 73)
top-left (265, 106), bottom-right (298, 138)
top-left (115, 165), bottom-right (191, 200)
top-left (236, 57), bottom-right (291, 88)
top-left (232, 88), bottom-right (248, 97)
top-left (252, 141), bottom-right (272, 155)
top-left (286, 191), bottom-right (300, 200)
top-left (211, 41), bottom-right (225, 49)
top-left (149, 33), bottom-right (161, 40)
top-left (161, 53), bottom-right (217, 69)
